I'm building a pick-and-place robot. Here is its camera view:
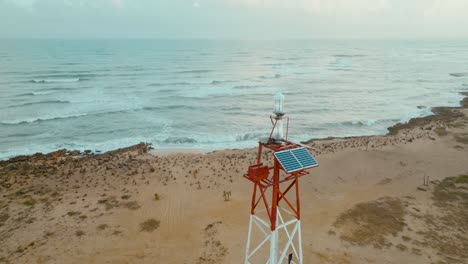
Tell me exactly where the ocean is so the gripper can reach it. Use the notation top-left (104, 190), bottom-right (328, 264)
top-left (0, 39), bottom-right (467, 159)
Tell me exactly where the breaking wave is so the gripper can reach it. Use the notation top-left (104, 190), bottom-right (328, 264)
top-left (333, 54), bottom-right (366, 58)
top-left (15, 93), bottom-right (35, 97)
top-left (236, 133), bottom-right (264, 141)
top-left (259, 74), bottom-right (281, 79)
top-left (1, 113), bottom-right (88, 125)
top-left (36, 87), bottom-right (79, 92)
top-left (30, 78), bottom-right (81, 83)
top-left (175, 69), bottom-right (212, 74)
top-left (232, 85), bottom-right (264, 90)
top-left (342, 118), bottom-right (399, 127)
top-left (9, 100), bottom-right (71, 108)
top-left (28, 73), bottom-right (97, 83)
top-left (148, 82), bottom-right (191, 87)
top-left (0, 109), bottom-right (139, 126)
top-left (450, 73), bottom-right (468, 77)
top-left (14, 89), bottom-right (74, 97)
top-left (143, 105), bottom-right (197, 111)
top-left (162, 137), bottom-right (197, 144)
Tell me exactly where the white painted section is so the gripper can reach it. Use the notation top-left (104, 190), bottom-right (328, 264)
top-left (244, 207), bottom-right (303, 264)
top-left (245, 214), bottom-right (254, 264)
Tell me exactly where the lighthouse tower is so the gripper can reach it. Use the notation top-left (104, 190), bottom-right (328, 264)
top-left (243, 93), bottom-right (319, 264)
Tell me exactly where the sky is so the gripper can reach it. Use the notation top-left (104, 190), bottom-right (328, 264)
top-left (1, 0), bottom-right (468, 39)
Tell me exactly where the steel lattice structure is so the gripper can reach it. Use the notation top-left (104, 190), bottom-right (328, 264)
top-left (243, 93), bottom-right (318, 264)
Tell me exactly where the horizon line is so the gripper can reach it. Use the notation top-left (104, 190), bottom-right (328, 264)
top-left (2, 36), bottom-right (468, 41)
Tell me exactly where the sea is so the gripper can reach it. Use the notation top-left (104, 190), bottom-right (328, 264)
top-left (1, 39), bottom-right (467, 160)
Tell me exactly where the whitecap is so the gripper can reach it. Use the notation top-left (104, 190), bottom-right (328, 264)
top-left (236, 133), bottom-right (264, 141)
top-left (31, 78), bottom-right (80, 83)
top-left (450, 73), bottom-right (468, 77)
top-left (175, 69), bottom-right (212, 74)
top-left (162, 137), bottom-right (197, 144)
top-left (0, 113), bottom-right (88, 125)
top-left (259, 74), bottom-right (281, 79)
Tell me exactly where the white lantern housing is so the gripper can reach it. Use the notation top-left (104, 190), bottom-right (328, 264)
top-left (273, 92), bottom-right (285, 115)
top-left (272, 92), bottom-right (285, 143)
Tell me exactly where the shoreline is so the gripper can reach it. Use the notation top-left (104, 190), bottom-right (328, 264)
top-left (300, 92), bottom-right (468, 143)
top-left (1, 92), bottom-right (467, 162)
top-left (1, 92), bottom-right (467, 263)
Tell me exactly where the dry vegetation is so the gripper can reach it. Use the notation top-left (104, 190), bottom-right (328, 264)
top-left (419, 174), bottom-right (468, 263)
top-left (332, 174), bottom-right (468, 263)
top-left (333, 197), bottom-right (406, 249)
top-left (75, 230), bottom-right (85, 237)
top-left (196, 221), bottom-right (228, 264)
top-left (454, 133), bottom-right (468, 144)
top-left (97, 223), bottom-right (109, 230)
top-left (434, 127), bottom-right (448, 136)
top-left (140, 218), bottom-right (160, 232)
top-left (0, 212), bottom-right (9, 228)
top-left (0, 142), bottom-right (249, 262)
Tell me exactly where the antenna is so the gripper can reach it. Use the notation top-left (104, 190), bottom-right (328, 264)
top-left (243, 93), bottom-right (319, 264)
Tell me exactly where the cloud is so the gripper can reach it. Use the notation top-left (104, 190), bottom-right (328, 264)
top-left (61, 0), bottom-right (125, 9)
top-left (423, 0), bottom-right (468, 18)
top-left (111, 0), bottom-right (124, 9)
top-left (3, 0), bottom-right (36, 9)
top-left (224, 0), bottom-right (392, 15)
top-left (1, 0), bottom-right (468, 39)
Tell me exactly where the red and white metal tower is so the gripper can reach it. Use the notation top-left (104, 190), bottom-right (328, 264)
top-left (243, 92), bottom-right (318, 264)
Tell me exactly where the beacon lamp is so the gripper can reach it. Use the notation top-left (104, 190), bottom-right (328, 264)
top-left (273, 92), bottom-right (285, 116)
top-left (272, 92), bottom-right (285, 143)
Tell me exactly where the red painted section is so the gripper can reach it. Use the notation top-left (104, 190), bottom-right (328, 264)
top-left (243, 115), bottom-right (318, 231)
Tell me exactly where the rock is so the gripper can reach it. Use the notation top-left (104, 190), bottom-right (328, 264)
top-left (8, 155), bottom-right (30, 162)
top-left (417, 185), bottom-right (430, 192)
top-left (49, 149), bottom-right (67, 159)
top-left (32, 152), bottom-right (46, 160)
top-left (67, 150), bottom-right (81, 156)
top-left (430, 180), bottom-right (441, 185)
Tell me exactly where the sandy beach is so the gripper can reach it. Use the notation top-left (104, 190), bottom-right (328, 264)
top-left (1, 93), bottom-right (467, 264)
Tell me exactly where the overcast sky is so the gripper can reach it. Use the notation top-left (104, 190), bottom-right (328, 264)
top-left (1, 0), bottom-right (468, 39)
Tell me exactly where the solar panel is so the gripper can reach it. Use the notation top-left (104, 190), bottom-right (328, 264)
top-left (291, 147), bottom-right (318, 169)
top-left (274, 150), bottom-right (302, 173)
top-left (274, 147), bottom-right (318, 173)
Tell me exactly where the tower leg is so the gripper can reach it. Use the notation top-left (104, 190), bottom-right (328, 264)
top-left (270, 229), bottom-right (278, 264)
top-left (277, 208), bottom-right (303, 264)
top-left (298, 221), bottom-right (303, 264)
top-left (245, 214), bottom-right (254, 264)
top-left (244, 214), bottom-right (271, 264)
top-left (244, 208), bottom-right (303, 264)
